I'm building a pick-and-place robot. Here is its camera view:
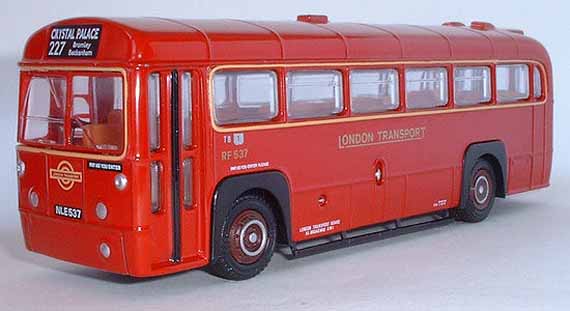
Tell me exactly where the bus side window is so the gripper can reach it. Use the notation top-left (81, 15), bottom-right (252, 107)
top-left (405, 67), bottom-right (448, 110)
top-left (287, 70), bottom-right (343, 119)
top-left (533, 66), bottom-right (543, 99)
top-left (350, 69), bottom-right (399, 114)
top-left (454, 66), bottom-right (491, 106)
top-left (496, 64), bottom-right (529, 103)
top-left (213, 70), bottom-right (278, 125)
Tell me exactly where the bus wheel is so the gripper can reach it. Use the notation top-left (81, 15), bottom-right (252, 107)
top-left (457, 159), bottom-right (497, 223)
top-left (208, 194), bottom-right (276, 280)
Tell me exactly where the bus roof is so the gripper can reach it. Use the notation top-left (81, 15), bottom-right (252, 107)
top-left (22, 16), bottom-right (550, 65)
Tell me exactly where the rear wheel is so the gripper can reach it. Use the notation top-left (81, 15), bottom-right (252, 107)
top-left (457, 159), bottom-right (497, 223)
top-left (207, 194), bottom-right (276, 280)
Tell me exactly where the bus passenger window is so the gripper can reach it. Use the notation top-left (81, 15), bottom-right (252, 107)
top-left (287, 70), bottom-right (343, 119)
top-left (534, 66), bottom-right (543, 99)
top-left (454, 66), bottom-right (491, 106)
top-left (497, 64), bottom-right (529, 103)
top-left (213, 70), bottom-right (278, 125)
top-left (71, 75), bottom-right (124, 151)
top-left (405, 67), bottom-right (448, 109)
top-left (350, 69), bottom-right (399, 114)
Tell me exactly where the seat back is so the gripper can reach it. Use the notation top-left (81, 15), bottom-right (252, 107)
top-left (82, 124), bottom-right (122, 150)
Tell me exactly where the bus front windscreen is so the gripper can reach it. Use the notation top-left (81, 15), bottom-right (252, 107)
top-left (22, 73), bottom-right (125, 153)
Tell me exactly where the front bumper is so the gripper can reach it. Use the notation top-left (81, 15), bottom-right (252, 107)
top-left (19, 210), bottom-right (210, 277)
top-left (20, 211), bottom-right (131, 275)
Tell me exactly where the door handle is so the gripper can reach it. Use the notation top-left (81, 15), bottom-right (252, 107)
top-left (374, 167), bottom-right (383, 183)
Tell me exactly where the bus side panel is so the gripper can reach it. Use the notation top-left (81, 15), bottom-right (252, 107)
top-left (505, 108), bottom-right (535, 194)
top-left (213, 103), bottom-right (540, 244)
top-left (383, 176), bottom-right (406, 221)
top-left (294, 185), bottom-right (351, 239)
top-left (545, 99), bottom-right (553, 185)
top-left (406, 168), bottom-right (454, 216)
top-left (531, 105), bottom-right (545, 188)
top-left (349, 183), bottom-right (379, 229)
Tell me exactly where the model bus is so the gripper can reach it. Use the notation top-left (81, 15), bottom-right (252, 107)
top-left (16, 15), bottom-right (552, 280)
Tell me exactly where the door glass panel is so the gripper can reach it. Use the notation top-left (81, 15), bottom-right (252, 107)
top-left (183, 158), bottom-right (193, 207)
top-left (148, 73), bottom-right (161, 151)
top-left (181, 72), bottom-right (192, 148)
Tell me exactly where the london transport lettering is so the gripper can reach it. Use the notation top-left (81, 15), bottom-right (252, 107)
top-left (47, 25), bottom-right (102, 58)
top-left (338, 127), bottom-right (427, 149)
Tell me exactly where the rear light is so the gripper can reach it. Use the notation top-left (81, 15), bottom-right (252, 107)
top-left (17, 158), bottom-right (25, 177)
top-left (150, 161), bottom-right (162, 213)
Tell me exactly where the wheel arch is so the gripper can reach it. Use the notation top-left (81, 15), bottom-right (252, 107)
top-left (210, 170), bottom-right (292, 261)
top-left (461, 141), bottom-right (508, 210)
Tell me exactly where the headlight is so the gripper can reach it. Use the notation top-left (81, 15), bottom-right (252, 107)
top-left (17, 159), bottom-right (25, 177)
top-left (114, 174), bottom-right (128, 191)
top-left (28, 189), bottom-right (39, 208)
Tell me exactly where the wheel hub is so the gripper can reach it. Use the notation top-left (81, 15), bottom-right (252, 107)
top-left (229, 210), bottom-right (269, 265)
top-left (248, 232), bottom-right (259, 243)
top-left (470, 168), bottom-right (494, 211)
top-left (474, 175), bottom-right (490, 204)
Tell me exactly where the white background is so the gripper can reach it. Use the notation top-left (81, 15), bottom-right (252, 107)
top-left (1, 0), bottom-right (569, 310)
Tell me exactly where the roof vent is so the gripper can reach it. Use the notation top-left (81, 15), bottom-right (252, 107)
top-left (470, 21), bottom-right (496, 31)
top-left (505, 28), bottom-right (525, 35)
top-left (442, 22), bottom-right (466, 27)
top-left (297, 15), bottom-right (329, 24)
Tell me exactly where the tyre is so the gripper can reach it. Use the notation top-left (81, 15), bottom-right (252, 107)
top-left (456, 159), bottom-right (497, 223)
top-left (207, 193), bottom-right (277, 280)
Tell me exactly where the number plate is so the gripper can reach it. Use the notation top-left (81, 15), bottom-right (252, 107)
top-left (54, 205), bottom-right (82, 220)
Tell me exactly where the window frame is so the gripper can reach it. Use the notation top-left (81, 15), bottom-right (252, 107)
top-left (533, 65), bottom-right (543, 100)
top-left (19, 70), bottom-right (126, 156)
top-left (453, 65), bottom-right (493, 107)
top-left (205, 61), bottom-right (545, 131)
top-left (495, 63), bottom-right (531, 104)
top-left (349, 68), bottom-right (401, 115)
top-left (286, 69), bottom-right (345, 120)
top-left (404, 65), bottom-right (450, 110)
top-left (22, 74), bottom-right (68, 146)
top-left (212, 69), bottom-right (280, 126)
top-left (69, 74), bottom-right (124, 151)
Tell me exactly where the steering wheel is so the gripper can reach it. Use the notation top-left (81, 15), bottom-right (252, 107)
top-left (71, 113), bottom-right (90, 127)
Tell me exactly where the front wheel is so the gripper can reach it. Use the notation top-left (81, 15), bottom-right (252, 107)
top-left (456, 159), bottom-right (497, 223)
top-left (207, 194), bottom-right (277, 280)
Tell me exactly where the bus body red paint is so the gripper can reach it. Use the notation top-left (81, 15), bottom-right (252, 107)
top-left (16, 16), bottom-right (552, 277)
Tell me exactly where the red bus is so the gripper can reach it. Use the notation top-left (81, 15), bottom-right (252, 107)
top-left (16, 15), bottom-right (552, 280)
